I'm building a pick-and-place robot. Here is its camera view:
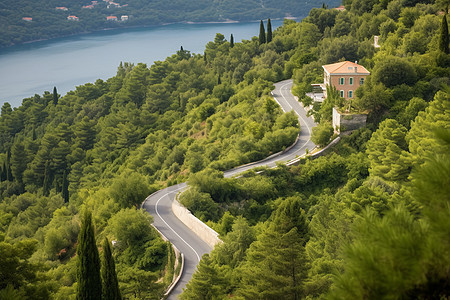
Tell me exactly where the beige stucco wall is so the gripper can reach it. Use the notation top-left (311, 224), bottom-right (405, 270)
top-left (330, 74), bottom-right (367, 99)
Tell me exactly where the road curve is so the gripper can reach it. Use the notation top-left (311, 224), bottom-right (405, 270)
top-left (142, 79), bottom-right (316, 299)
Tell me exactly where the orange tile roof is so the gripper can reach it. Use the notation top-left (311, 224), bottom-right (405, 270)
top-left (334, 5), bottom-right (346, 11)
top-left (323, 61), bottom-right (370, 75)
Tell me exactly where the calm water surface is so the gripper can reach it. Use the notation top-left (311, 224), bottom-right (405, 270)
top-left (0, 20), bottom-right (284, 109)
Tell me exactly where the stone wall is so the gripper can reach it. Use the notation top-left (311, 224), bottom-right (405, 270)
top-left (332, 107), bottom-right (367, 134)
top-left (172, 198), bottom-right (222, 249)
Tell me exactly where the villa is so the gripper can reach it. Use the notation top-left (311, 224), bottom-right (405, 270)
top-left (309, 61), bottom-right (370, 102)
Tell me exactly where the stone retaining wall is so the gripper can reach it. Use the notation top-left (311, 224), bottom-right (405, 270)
top-left (332, 107), bottom-right (367, 134)
top-left (172, 197), bottom-right (222, 249)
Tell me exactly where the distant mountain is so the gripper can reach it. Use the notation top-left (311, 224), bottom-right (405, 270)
top-left (0, 0), bottom-right (340, 48)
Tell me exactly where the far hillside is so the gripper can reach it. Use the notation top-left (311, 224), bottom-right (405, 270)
top-left (0, 0), bottom-right (341, 47)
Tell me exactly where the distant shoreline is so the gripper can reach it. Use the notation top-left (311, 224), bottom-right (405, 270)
top-left (1, 17), bottom-right (297, 50)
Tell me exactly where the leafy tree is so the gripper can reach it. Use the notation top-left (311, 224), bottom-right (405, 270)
top-left (311, 122), bottom-right (334, 147)
top-left (179, 188), bottom-right (220, 222)
top-left (117, 266), bottom-right (160, 299)
top-left (259, 20), bottom-right (266, 44)
top-left (109, 172), bottom-right (151, 208)
top-left (76, 210), bottom-right (102, 300)
top-left (354, 77), bottom-right (393, 111)
top-left (306, 8), bottom-right (338, 33)
top-left (372, 56), bottom-right (417, 88)
top-left (101, 238), bottom-right (121, 300)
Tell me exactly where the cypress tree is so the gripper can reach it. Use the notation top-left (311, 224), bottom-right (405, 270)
top-left (61, 169), bottom-right (69, 203)
top-left (6, 150), bottom-right (12, 181)
top-left (439, 13), bottom-right (449, 54)
top-left (230, 34), bottom-right (234, 48)
top-left (76, 210), bottom-right (102, 300)
top-left (218, 74), bottom-right (221, 85)
top-left (43, 161), bottom-right (51, 196)
top-left (101, 238), bottom-right (121, 300)
top-left (53, 87), bottom-right (58, 105)
top-left (0, 161), bottom-right (5, 182)
top-left (267, 19), bottom-right (273, 43)
top-left (259, 20), bottom-right (266, 44)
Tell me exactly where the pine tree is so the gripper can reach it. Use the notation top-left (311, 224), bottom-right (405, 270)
top-left (101, 238), bottom-right (121, 300)
top-left (237, 197), bottom-right (309, 299)
top-left (267, 19), bottom-right (273, 43)
top-left (61, 169), bottom-right (69, 203)
top-left (259, 20), bottom-right (266, 44)
top-left (76, 210), bottom-right (102, 300)
top-left (230, 34), bottom-right (234, 48)
top-left (439, 13), bottom-right (449, 54)
top-left (180, 254), bottom-right (224, 299)
top-left (53, 87), bottom-right (58, 105)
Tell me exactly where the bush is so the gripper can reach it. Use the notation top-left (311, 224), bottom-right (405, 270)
top-left (311, 122), bottom-right (334, 147)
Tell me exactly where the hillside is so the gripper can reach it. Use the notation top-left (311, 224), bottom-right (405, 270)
top-left (0, 0), bottom-right (341, 48)
top-left (0, 0), bottom-right (449, 298)
top-left (0, 19), bottom-right (301, 298)
top-left (177, 0), bottom-right (450, 299)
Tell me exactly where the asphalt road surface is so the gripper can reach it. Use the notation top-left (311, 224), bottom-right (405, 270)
top-left (142, 79), bottom-right (317, 299)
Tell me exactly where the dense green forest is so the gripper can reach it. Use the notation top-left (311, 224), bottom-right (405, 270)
top-left (176, 0), bottom-right (450, 298)
top-left (0, 0), bottom-right (449, 298)
top-left (0, 0), bottom-right (341, 48)
top-left (0, 18), bottom-right (302, 298)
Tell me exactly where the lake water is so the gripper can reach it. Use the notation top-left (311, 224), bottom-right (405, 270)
top-left (0, 20), bottom-right (284, 109)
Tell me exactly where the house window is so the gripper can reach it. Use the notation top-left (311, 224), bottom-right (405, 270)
top-left (339, 77), bottom-right (345, 85)
top-left (348, 90), bottom-right (353, 98)
top-left (349, 77), bottom-right (353, 85)
top-left (340, 90), bottom-right (344, 98)
top-left (360, 78), bottom-right (365, 85)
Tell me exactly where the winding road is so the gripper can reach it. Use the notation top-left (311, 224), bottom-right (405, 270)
top-left (142, 79), bottom-right (316, 299)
